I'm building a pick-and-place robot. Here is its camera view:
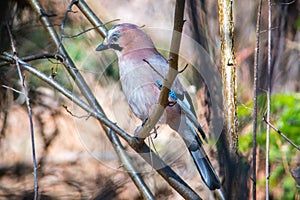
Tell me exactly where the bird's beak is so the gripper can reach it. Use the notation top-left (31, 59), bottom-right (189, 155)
top-left (96, 37), bottom-right (110, 51)
top-left (96, 42), bottom-right (109, 51)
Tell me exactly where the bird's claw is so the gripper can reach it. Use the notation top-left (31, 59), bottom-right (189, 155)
top-left (168, 101), bottom-right (177, 107)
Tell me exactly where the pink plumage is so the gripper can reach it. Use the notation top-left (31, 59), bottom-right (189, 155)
top-left (96, 23), bottom-right (221, 190)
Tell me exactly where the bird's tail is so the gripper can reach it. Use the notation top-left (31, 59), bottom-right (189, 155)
top-left (189, 145), bottom-right (221, 190)
top-left (174, 116), bottom-right (221, 190)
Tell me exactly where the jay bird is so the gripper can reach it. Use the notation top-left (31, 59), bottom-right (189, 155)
top-left (96, 23), bottom-right (221, 190)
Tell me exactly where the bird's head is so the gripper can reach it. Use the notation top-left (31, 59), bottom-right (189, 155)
top-left (96, 23), bottom-right (155, 56)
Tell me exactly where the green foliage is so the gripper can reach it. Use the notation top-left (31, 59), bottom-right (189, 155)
top-left (238, 93), bottom-right (300, 199)
top-left (28, 59), bottom-right (75, 92)
top-left (295, 14), bottom-right (300, 29)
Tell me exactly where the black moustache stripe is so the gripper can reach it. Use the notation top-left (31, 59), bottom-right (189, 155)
top-left (110, 44), bottom-right (123, 51)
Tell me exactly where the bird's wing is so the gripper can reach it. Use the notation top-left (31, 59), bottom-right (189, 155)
top-left (177, 92), bottom-right (208, 142)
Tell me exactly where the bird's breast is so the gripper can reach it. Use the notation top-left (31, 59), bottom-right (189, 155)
top-left (118, 59), bottom-right (163, 120)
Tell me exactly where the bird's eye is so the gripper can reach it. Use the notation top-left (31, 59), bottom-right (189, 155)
top-left (110, 32), bottom-right (120, 43)
top-left (111, 36), bottom-right (118, 42)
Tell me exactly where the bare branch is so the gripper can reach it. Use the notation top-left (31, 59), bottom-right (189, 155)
top-left (59, 0), bottom-right (78, 45)
top-left (1, 85), bottom-right (23, 94)
top-left (62, 104), bottom-right (92, 119)
top-left (62, 19), bottom-right (120, 39)
top-left (266, 0), bottom-right (272, 198)
top-left (6, 25), bottom-right (39, 200)
top-left (252, 0), bottom-right (262, 199)
top-left (143, 59), bottom-right (164, 79)
top-left (262, 117), bottom-right (300, 151)
top-left (73, 0), bottom-right (108, 37)
top-left (0, 53), bottom-right (64, 67)
top-left (178, 64), bottom-right (188, 73)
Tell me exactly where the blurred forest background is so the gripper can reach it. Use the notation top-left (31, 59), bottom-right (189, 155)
top-left (0, 0), bottom-right (299, 199)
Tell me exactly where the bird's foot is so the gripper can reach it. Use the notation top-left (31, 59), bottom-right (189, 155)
top-left (134, 117), bottom-right (148, 138)
top-left (168, 100), bottom-right (177, 107)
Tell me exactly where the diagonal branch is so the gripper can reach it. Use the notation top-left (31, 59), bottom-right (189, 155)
top-left (135, 0), bottom-right (185, 140)
top-left (73, 0), bottom-right (108, 38)
top-left (262, 117), bottom-right (300, 151)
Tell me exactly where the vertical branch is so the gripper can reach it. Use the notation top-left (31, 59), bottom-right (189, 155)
top-left (252, 0), bottom-right (262, 199)
top-left (6, 26), bottom-right (38, 200)
top-left (266, 0), bottom-right (272, 199)
top-left (218, 0), bottom-right (238, 157)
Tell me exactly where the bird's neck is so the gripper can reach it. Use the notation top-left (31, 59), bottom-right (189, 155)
top-left (119, 32), bottom-right (156, 58)
top-left (119, 47), bottom-right (159, 62)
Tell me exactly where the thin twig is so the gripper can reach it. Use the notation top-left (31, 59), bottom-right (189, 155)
top-left (252, 0), bottom-right (262, 199)
top-left (178, 64), bottom-right (188, 73)
top-left (262, 117), bottom-right (300, 151)
top-left (143, 59), bottom-right (164, 79)
top-left (62, 105), bottom-right (92, 119)
top-left (0, 52), bottom-right (100, 76)
top-left (266, 0), bottom-right (272, 199)
top-left (59, 0), bottom-right (77, 47)
top-left (259, 27), bottom-right (279, 34)
top-left (62, 19), bottom-right (120, 39)
top-left (6, 25), bottom-right (39, 200)
top-left (60, 1), bottom-right (119, 39)
top-left (1, 85), bottom-right (23, 94)
top-left (0, 53), bottom-right (64, 67)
